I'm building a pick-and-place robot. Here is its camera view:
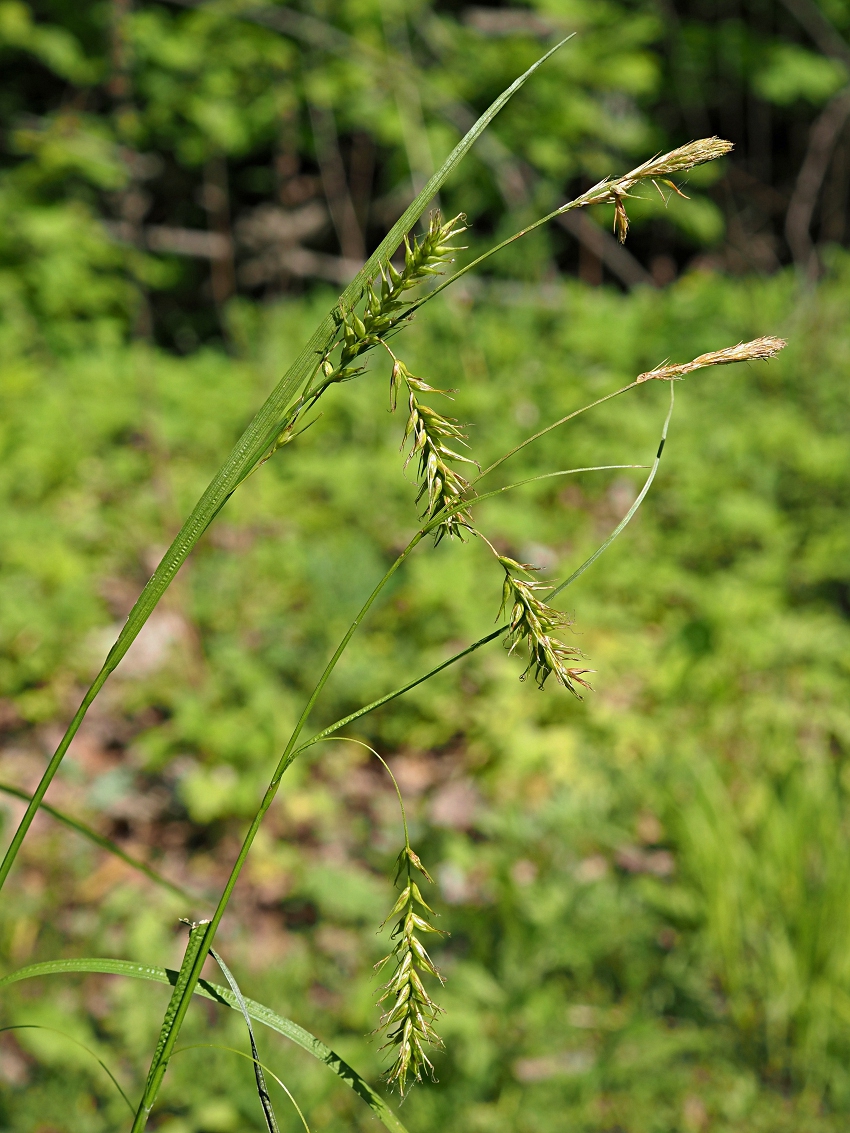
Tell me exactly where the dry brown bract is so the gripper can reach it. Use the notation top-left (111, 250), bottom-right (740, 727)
top-left (636, 336), bottom-right (787, 383)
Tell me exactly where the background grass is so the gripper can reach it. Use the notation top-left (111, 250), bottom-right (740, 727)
top-left (1, 256), bottom-right (849, 1130)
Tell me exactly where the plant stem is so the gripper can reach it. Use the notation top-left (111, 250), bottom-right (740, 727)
top-left (129, 530), bottom-right (424, 1129)
top-left (475, 382), bottom-right (641, 482)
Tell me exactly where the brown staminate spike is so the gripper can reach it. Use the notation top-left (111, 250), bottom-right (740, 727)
top-left (636, 336), bottom-right (787, 383)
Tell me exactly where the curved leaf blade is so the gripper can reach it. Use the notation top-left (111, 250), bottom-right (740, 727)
top-left (0, 958), bottom-right (408, 1133)
top-left (0, 782), bottom-right (195, 903)
top-left (211, 947), bottom-right (281, 1133)
top-left (0, 1023), bottom-right (134, 1112)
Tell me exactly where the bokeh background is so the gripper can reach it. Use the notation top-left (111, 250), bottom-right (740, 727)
top-left (2, 1), bottom-right (850, 1130)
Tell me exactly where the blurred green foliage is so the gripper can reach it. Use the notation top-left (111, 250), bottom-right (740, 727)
top-left (1, 0), bottom-right (848, 346)
top-left (1, 254), bottom-right (850, 1130)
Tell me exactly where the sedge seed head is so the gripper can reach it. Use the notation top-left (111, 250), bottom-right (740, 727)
top-left (621, 137), bottom-right (734, 189)
top-left (375, 845), bottom-right (446, 1096)
top-left (499, 562), bottom-right (593, 696)
top-left (636, 335), bottom-right (787, 383)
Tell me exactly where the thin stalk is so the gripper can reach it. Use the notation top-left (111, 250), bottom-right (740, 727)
top-left (129, 530), bottom-right (424, 1129)
top-left (475, 382), bottom-right (641, 482)
top-left (172, 1045), bottom-right (311, 1133)
top-left (548, 382), bottom-right (674, 600)
top-left (404, 197), bottom-right (597, 320)
top-left (464, 464), bottom-right (647, 506)
top-left (295, 626), bottom-right (509, 757)
top-left (298, 392), bottom-right (675, 752)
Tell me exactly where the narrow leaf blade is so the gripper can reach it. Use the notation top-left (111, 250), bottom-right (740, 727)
top-left (211, 948), bottom-right (280, 1133)
top-left (0, 958), bottom-right (409, 1133)
top-left (0, 782), bottom-right (194, 902)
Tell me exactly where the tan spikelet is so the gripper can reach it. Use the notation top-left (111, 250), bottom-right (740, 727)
top-left (618, 137), bottom-right (734, 192)
top-left (636, 336), bottom-right (787, 383)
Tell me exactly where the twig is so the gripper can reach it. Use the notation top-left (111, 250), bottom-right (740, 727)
top-left (309, 103), bottom-right (365, 261)
top-left (785, 84), bottom-right (850, 277)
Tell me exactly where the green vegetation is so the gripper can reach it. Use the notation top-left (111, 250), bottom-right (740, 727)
top-left (1, 0), bottom-right (847, 348)
top-left (1, 252), bottom-right (849, 1129)
top-left (3, 2), bottom-right (850, 1130)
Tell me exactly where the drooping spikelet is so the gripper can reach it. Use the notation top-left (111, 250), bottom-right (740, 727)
top-left (636, 336), bottom-right (787, 383)
top-left (498, 556), bottom-right (594, 695)
top-left (391, 357), bottom-right (477, 541)
top-left (375, 846), bottom-right (447, 1096)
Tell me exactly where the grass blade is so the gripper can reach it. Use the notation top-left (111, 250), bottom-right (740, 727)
top-left (0, 958), bottom-right (409, 1133)
top-left (210, 948), bottom-right (280, 1133)
top-left (0, 36), bottom-right (571, 901)
top-left (0, 1023), bottom-right (134, 1112)
top-left (0, 782), bottom-right (195, 903)
top-left (131, 921), bottom-right (209, 1132)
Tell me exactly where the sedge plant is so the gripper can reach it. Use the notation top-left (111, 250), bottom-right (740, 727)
top-left (0, 39), bottom-right (788, 1131)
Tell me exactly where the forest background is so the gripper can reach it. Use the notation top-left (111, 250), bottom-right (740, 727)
top-left (2, 1), bottom-right (850, 1131)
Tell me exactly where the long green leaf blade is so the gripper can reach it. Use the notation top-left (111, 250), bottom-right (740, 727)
top-left (132, 923), bottom-right (209, 1131)
top-left (0, 783), bottom-right (195, 902)
top-left (0, 36), bottom-right (572, 898)
top-left (210, 948), bottom-right (280, 1133)
top-left (0, 958), bottom-right (409, 1133)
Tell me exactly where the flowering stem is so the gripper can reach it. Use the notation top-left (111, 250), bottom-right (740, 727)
top-left (129, 528), bottom-right (424, 1129)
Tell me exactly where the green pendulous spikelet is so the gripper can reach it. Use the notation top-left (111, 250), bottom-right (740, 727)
top-left (391, 359), bottom-right (477, 542)
top-left (498, 556), bottom-right (594, 695)
top-left (376, 846), bottom-right (447, 1096)
top-left (263, 212), bottom-right (467, 462)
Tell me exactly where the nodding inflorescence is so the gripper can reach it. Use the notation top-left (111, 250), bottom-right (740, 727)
top-left (375, 845), bottom-right (447, 1096)
top-left (498, 556), bottom-right (594, 696)
top-left (391, 358), bottom-right (478, 542)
